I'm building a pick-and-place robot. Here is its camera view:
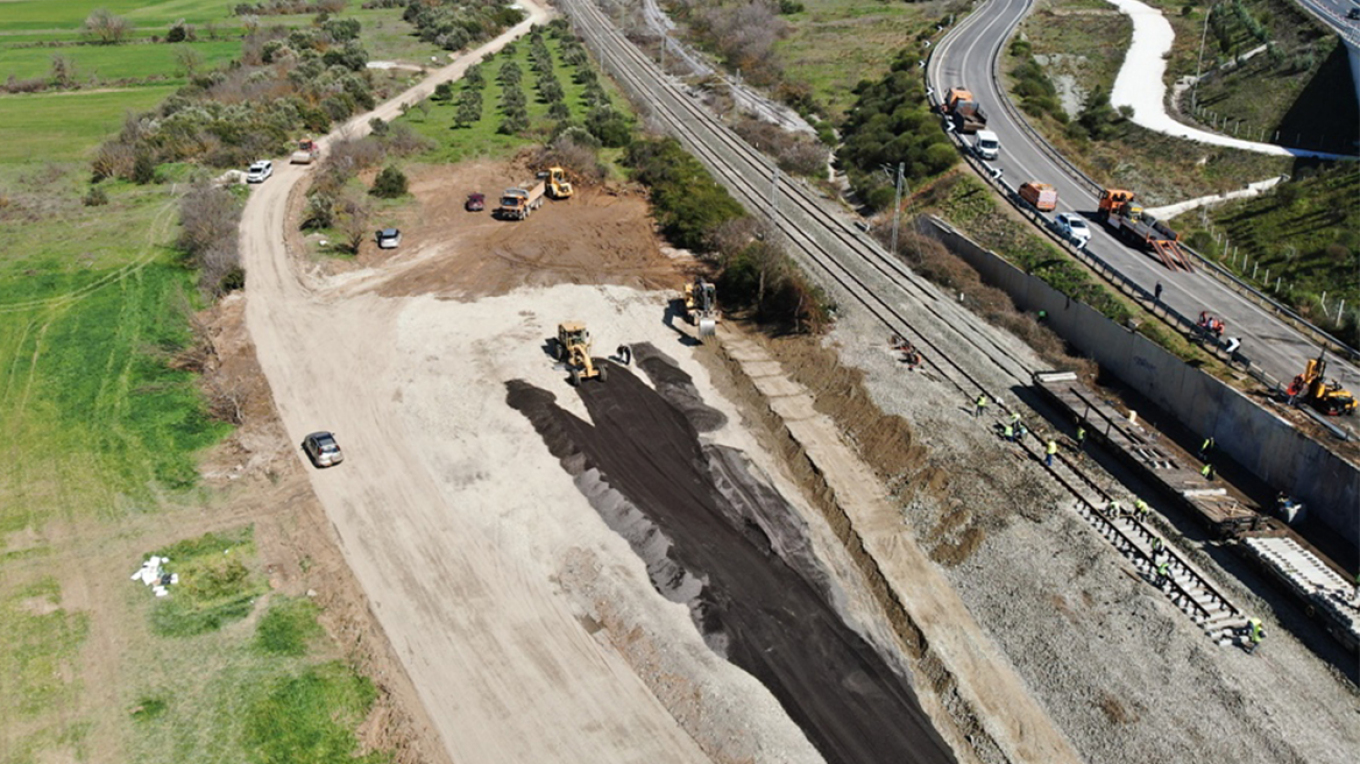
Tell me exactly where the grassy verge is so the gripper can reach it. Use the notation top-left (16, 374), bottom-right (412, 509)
top-left (123, 528), bottom-right (386, 764)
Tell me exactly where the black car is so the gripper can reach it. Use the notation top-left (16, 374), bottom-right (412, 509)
top-left (301, 431), bottom-right (344, 468)
top-left (1349, 7), bottom-right (1359, 20)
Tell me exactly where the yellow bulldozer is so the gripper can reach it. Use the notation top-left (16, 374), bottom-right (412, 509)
top-left (682, 277), bottom-right (718, 339)
top-left (1287, 354), bottom-right (1356, 416)
top-left (554, 321), bottom-right (606, 386)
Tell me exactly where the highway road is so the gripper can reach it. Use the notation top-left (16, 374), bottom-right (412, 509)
top-left (927, 0), bottom-right (1360, 430)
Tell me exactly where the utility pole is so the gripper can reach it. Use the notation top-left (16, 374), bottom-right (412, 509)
top-left (1192, 4), bottom-right (1213, 110)
top-left (891, 162), bottom-right (904, 255)
top-left (659, 34), bottom-right (665, 73)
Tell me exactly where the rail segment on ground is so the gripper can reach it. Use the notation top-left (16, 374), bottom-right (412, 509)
top-left (559, 0), bottom-right (1254, 644)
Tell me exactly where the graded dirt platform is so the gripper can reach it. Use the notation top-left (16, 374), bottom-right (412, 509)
top-left (508, 345), bottom-right (956, 764)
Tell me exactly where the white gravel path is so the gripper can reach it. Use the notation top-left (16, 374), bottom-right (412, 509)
top-left (1105, 0), bottom-right (1351, 160)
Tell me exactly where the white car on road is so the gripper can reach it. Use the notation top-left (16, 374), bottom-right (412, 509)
top-left (246, 160), bottom-right (273, 183)
top-left (1052, 213), bottom-right (1091, 248)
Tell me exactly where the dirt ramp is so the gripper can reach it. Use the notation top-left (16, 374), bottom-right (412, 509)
top-left (506, 363), bottom-right (957, 764)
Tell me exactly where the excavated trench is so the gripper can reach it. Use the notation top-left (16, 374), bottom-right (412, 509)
top-left (506, 344), bottom-right (956, 764)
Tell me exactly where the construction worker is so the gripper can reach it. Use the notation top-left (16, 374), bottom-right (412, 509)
top-left (1075, 425), bottom-right (1087, 452)
top-left (1155, 560), bottom-right (1170, 588)
top-left (1045, 438), bottom-right (1058, 467)
top-left (1245, 617), bottom-right (1265, 654)
top-left (1105, 499), bottom-right (1122, 517)
top-left (617, 344), bottom-right (632, 365)
top-left (1201, 462), bottom-right (1215, 481)
top-left (1151, 537), bottom-right (1164, 558)
top-left (1198, 435), bottom-right (1215, 460)
top-left (1009, 411), bottom-right (1022, 426)
top-left (1134, 497), bottom-right (1150, 520)
top-left (1003, 423), bottom-right (1015, 442)
top-left (974, 394), bottom-right (988, 418)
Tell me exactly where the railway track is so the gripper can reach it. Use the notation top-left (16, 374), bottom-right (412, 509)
top-left (560, 0), bottom-right (1251, 645)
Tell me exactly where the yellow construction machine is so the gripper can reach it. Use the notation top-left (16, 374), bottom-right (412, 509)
top-left (554, 321), bottom-right (606, 386)
top-left (1289, 354), bottom-right (1356, 416)
top-left (545, 166), bottom-right (573, 198)
top-left (682, 278), bottom-right (718, 338)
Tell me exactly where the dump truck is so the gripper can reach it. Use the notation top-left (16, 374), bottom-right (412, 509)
top-left (496, 166), bottom-right (573, 221)
top-left (290, 139), bottom-right (320, 164)
top-left (553, 321), bottom-right (606, 386)
top-left (1097, 189), bottom-right (1193, 272)
top-left (1018, 182), bottom-right (1057, 211)
top-left (1287, 354), bottom-right (1357, 416)
top-left (682, 277), bottom-right (718, 338)
top-left (942, 86), bottom-right (988, 134)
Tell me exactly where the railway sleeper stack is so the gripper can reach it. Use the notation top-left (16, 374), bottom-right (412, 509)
top-left (1240, 536), bottom-right (1359, 652)
top-left (1032, 439), bottom-right (1250, 643)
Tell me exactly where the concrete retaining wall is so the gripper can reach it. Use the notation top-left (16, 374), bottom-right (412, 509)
top-left (922, 218), bottom-right (1359, 548)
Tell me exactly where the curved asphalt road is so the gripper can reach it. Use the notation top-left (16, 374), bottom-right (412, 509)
top-left (928, 0), bottom-right (1360, 429)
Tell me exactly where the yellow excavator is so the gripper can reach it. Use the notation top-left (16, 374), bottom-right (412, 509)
top-left (1288, 353), bottom-right (1356, 416)
top-left (554, 321), bottom-right (606, 386)
top-left (682, 277), bottom-right (718, 338)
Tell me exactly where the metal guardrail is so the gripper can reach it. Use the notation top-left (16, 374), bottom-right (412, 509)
top-left (927, 0), bottom-right (1360, 367)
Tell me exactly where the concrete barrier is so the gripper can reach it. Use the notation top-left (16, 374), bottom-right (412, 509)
top-left (921, 217), bottom-right (1359, 548)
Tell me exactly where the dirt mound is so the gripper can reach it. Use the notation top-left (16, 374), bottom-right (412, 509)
top-left (365, 160), bottom-right (684, 299)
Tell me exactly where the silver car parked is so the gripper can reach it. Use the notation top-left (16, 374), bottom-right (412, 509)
top-left (301, 431), bottom-right (344, 468)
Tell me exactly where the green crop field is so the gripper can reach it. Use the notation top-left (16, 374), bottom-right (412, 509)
top-left (0, 0), bottom-right (237, 32)
top-left (0, 87), bottom-right (178, 163)
top-left (0, 40), bottom-right (241, 85)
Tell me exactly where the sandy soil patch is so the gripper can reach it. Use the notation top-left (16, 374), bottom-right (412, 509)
top-left (329, 159), bottom-right (684, 300)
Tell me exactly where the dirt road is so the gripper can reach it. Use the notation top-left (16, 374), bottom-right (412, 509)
top-left (236, 6), bottom-right (740, 761)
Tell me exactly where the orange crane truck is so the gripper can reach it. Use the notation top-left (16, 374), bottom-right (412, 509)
top-left (1097, 189), bottom-right (1193, 272)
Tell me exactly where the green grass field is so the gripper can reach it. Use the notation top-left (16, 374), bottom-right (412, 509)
top-left (0, 0), bottom-right (237, 32)
top-left (0, 40), bottom-right (241, 84)
top-left (0, 87), bottom-right (178, 163)
top-left (775, 0), bottom-right (934, 120)
top-left (118, 529), bottom-right (384, 764)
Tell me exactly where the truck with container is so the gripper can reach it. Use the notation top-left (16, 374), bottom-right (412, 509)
top-left (495, 167), bottom-right (573, 221)
top-left (942, 87), bottom-right (988, 134)
top-left (290, 139), bottom-right (320, 165)
top-left (1018, 182), bottom-right (1056, 211)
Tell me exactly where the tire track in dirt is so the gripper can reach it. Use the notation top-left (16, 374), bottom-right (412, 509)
top-left (506, 352), bottom-right (957, 764)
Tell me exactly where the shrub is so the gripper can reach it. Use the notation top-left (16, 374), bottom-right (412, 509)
top-left (370, 165), bottom-right (408, 198)
top-left (625, 137), bottom-right (744, 251)
top-left (178, 182), bottom-right (244, 297)
top-left (132, 154), bottom-right (156, 185)
top-left (82, 185), bottom-right (109, 207)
